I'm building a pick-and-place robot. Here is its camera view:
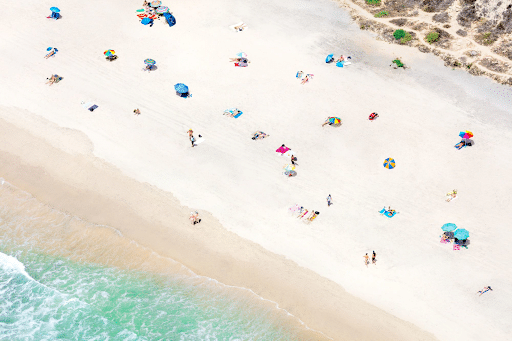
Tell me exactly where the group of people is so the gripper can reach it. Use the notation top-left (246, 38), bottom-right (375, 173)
top-left (364, 251), bottom-right (377, 267)
top-left (189, 211), bottom-right (201, 225)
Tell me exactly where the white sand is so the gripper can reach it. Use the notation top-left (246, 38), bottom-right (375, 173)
top-left (1, 0), bottom-right (512, 340)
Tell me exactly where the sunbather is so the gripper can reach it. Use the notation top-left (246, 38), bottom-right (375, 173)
top-left (46, 75), bottom-right (59, 86)
top-left (336, 55), bottom-right (345, 63)
top-left (106, 55), bottom-right (118, 62)
top-left (446, 190), bottom-right (457, 202)
top-left (478, 286), bottom-right (492, 296)
top-left (252, 131), bottom-right (268, 140)
top-left (322, 118), bottom-right (333, 127)
top-left (301, 74), bottom-right (313, 85)
top-left (454, 140), bottom-right (466, 149)
top-left (369, 112), bottom-right (379, 121)
top-left (45, 49), bottom-right (56, 59)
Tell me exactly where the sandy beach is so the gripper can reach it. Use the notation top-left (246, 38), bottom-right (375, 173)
top-left (1, 0), bottom-right (512, 340)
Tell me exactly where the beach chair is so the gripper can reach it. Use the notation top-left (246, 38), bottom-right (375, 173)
top-left (454, 141), bottom-right (466, 149)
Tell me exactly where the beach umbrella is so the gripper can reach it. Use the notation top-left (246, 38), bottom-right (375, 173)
top-left (283, 164), bottom-right (296, 172)
top-left (328, 117), bottom-right (341, 124)
top-left (441, 223), bottom-right (458, 232)
top-left (156, 6), bottom-right (169, 13)
top-left (104, 49), bottom-right (115, 56)
top-left (141, 17), bottom-right (153, 25)
top-left (50, 7), bottom-right (60, 12)
top-left (236, 52), bottom-right (247, 58)
top-left (144, 58), bottom-right (156, 65)
top-left (150, 0), bottom-right (162, 7)
top-left (454, 228), bottom-right (470, 240)
top-left (174, 83), bottom-right (189, 94)
top-left (459, 130), bottom-right (473, 140)
top-left (383, 158), bottom-right (396, 169)
top-left (326, 54), bottom-right (334, 63)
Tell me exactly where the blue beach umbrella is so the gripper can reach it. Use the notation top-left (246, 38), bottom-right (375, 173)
top-left (326, 54), bottom-right (334, 63)
top-left (174, 83), bottom-right (189, 94)
top-left (50, 7), bottom-right (60, 12)
top-left (141, 17), bottom-right (153, 25)
top-left (441, 223), bottom-right (458, 232)
top-left (383, 158), bottom-right (396, 169)
top-left (144, 58), bottom-right (156, 65)
top-left (454, 229), bottom-right (470, 240)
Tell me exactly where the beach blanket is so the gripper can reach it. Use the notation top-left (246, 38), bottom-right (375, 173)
top-left (336, 61), bottom-right (352, 67)
top-left (81, 102), bottom-right (98, 111)
top-left (379, 207), bottom-right (397, 218)
top-left (163, 12), bottom-right (176, 27)
top-left (224, 108), bottom-right (243, 118)
top-left (229, 22), bottom-right (248, 32)
top-left (276, 146), bottom-right (290, 154)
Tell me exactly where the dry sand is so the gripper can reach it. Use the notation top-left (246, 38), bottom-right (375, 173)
top-left (1, 0), bottom-right (512, 340)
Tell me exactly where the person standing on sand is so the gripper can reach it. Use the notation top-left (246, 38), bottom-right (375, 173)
top-left (364, 253), bottom-right (369, 267)
top-left (372, 251), bottom-right (377, 265)
top-left (327, 194), bottom-right (333, 206)
top-left (187, 129), bottom-right (195, 147)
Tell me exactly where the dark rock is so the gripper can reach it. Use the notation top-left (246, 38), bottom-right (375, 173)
top-left (433, 12), bottom-right (450, 23)
top-left (479, 58), bottom-right (510, 73)
top-left (421, 0), bottom-right (455, 12)
top-left (444, 24), bottom-right (451, 28)
top-left (456, 29), bottom-right (468, 36)
top-left (457, 5), bottom-right (480, 27)
top-left (390, 18), bottom-right (408, 26)
top-left (492, 40), bottom-right (512, 60)
top-left (418, 45), bottom-right (431, 53)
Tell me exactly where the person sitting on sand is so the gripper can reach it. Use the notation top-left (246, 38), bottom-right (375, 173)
top-left (387, 206), bottom-right (396, 214)
top-left (336, 55), bottom-right (345, 63)
top-left (133, 108), bottom-right (141, 116)
top-left (46, 75), bottom-right (59, 86)
top-left (441, 234), bottom-right (450, 242)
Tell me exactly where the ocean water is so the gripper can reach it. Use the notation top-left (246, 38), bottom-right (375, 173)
top-left (0, 181), bottom-right (315, 341)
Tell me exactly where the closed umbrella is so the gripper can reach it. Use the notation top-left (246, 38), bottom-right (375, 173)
top-left (50, 7), bottom-right (60, 12)
top-left (383, 158), bottom-right (396, 169)
top-left (174, 83), bottom-right (189, 94)
top-left (454, 229), bottom-right (470, 240)
top-left (441, 223), bottom-right (458, 232)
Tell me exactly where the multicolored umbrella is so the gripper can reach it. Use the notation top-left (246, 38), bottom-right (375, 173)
top-left (459, 130), bottom-right (473, 139)
top-left (328, 117), bottom-right (341, 124)
top-left (156, 6), bottom-right (169, 13)
top-left (383, 158), bottom-right (396, 169)
top-left (454, 228), bottom-right (470, 240)
top-left (104, 50), bottom-right (115, 56)
top-left (174, 83), bottom-right (189, 94)
top-left (236, 52), bottom-right (247, 58)
top-left (441, 223), bottom-right (458, 232)
top-left (144, 58), bottom-right (156, 65)
top-left (283, 164), bottom-right (296, 172)
top-left (150, 1), bottom-right (162, 7)
top-left (50, 7), bottom-right (60, 13)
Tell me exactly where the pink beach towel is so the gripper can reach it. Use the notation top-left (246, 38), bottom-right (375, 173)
top-left (276, 146), bottom-right (290, 154)
top-left (453, 244), bottom-right (460, 251)
top-left (440, 238), bottom-right (449, 244)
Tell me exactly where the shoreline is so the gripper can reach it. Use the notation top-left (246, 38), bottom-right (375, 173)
top-left (0, 111), bottom-right (436, 341)
top-left (335, 0), bottom-right (512, 85)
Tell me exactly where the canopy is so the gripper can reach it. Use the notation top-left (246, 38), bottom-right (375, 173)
top-left (156, 6), bottom-right (169, 13)
top-left (174, 83), bottom-right (189, 94)
top-left (150, 1), bottom-right (162, 7)
top-left (236, 52), bottom-right (247, 58)
top-left (283, 164), bottom-right (296, 172)
top-left (326, 54), bottom-right (334, 63)
top-left (144, 58), bottom-right (156, 65)
top-left (50, 7), bottom-right (60, 12)
top-left (441, 223), bottom-right (458, 232)
top-left (454, 229), bottom-right (470, 240)
top-left (141, 18), bottom-right (153, 25)
top-left (383, 158), bottom-right (395, 169)
top-left (104, 49), bottom-right (115, 56)
top-left (328, 117), bottom-right (341, 124)
top-left (459, 130), bottom-right (473, 139)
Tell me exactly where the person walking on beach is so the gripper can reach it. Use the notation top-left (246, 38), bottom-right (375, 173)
top-left (364, 253), bottom-right (370, 267)
top-left (187, 129), bottom-right (195, 147)
top-left (327, 194), bottom-right (333, 206)
top-left (291, 155), bottom-right (297, 166)
top-left (478, 286), bottom-right (492, 296)
top-left (372, 251), bottom-right (377, 265)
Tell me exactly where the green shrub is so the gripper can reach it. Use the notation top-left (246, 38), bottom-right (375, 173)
top-left (392, 59), bottom-right (404, 68)
top-left (400, 32), bottom-right (412, 44)
top-left (393, 29), bottom-right (406, 40)
top-left (374, 11), bottom-right (389, 17)
top-left (425, 32), bottom-right (440, 44)
top-left (366, 0), bottom-right (381, 5)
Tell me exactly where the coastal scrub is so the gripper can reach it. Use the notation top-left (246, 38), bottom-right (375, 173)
top-left (374, 11), bottom-right (389, 18)
top-left (366, 0), bottom-right (381, 5)
top-left (393, 29), bottom-right (412, 44)
top-left (425, 32), bottom-right (440, 44)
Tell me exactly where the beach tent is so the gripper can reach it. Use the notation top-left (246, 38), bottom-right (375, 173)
top-left (163, 12), bottom-right (176, 27)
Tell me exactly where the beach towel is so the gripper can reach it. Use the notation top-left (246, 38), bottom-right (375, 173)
top-left (81, 101), bottom-right (98, 111)
top-left (229, 21), bottom-right (248, 32)
top-left (163, 12), bottom-right (176, 27)
top-left (440, 237), bottom-right (449, 244)
top-left (379, 207), bottom-right (397, 218)
top-left (276, 146), bottom-right (290, 154)
top-left (453, 244), bottom-right (460, 251)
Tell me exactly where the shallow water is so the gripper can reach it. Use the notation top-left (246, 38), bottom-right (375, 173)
top-left (0, 181), bottom-right (310, 341)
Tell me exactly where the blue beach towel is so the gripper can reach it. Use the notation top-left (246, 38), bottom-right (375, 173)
top-left (379, 207), bottom-right (397, 218)
top-left (163, 12), bottom-right (176, 27)
top-left (336, 61), bottom-right (344, 68)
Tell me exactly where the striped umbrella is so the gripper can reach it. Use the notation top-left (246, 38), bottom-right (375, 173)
top-left (459, 130), bottom-right (473, 140)
top-left (156, 6), bottom-right (169, 13)
top-left (174, 83), bottom-right (189, 94)
top-left (104, 50), bottom-right (115, 56)
top-left (383, 158), bottom-right (396, 169)
top-left (441, 223), bottom-right (458, 232)
top-left (144, 58), bottom-right (156, 65)
top-left (328, 117), bottom-right (341, 124)
top-left (150, 1), bottom-right (162, 7)
top-left (454, 229), bottom-right (470, 240)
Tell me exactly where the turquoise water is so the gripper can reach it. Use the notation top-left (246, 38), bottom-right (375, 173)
top-left (0, 183), bottom-right (310, 341)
